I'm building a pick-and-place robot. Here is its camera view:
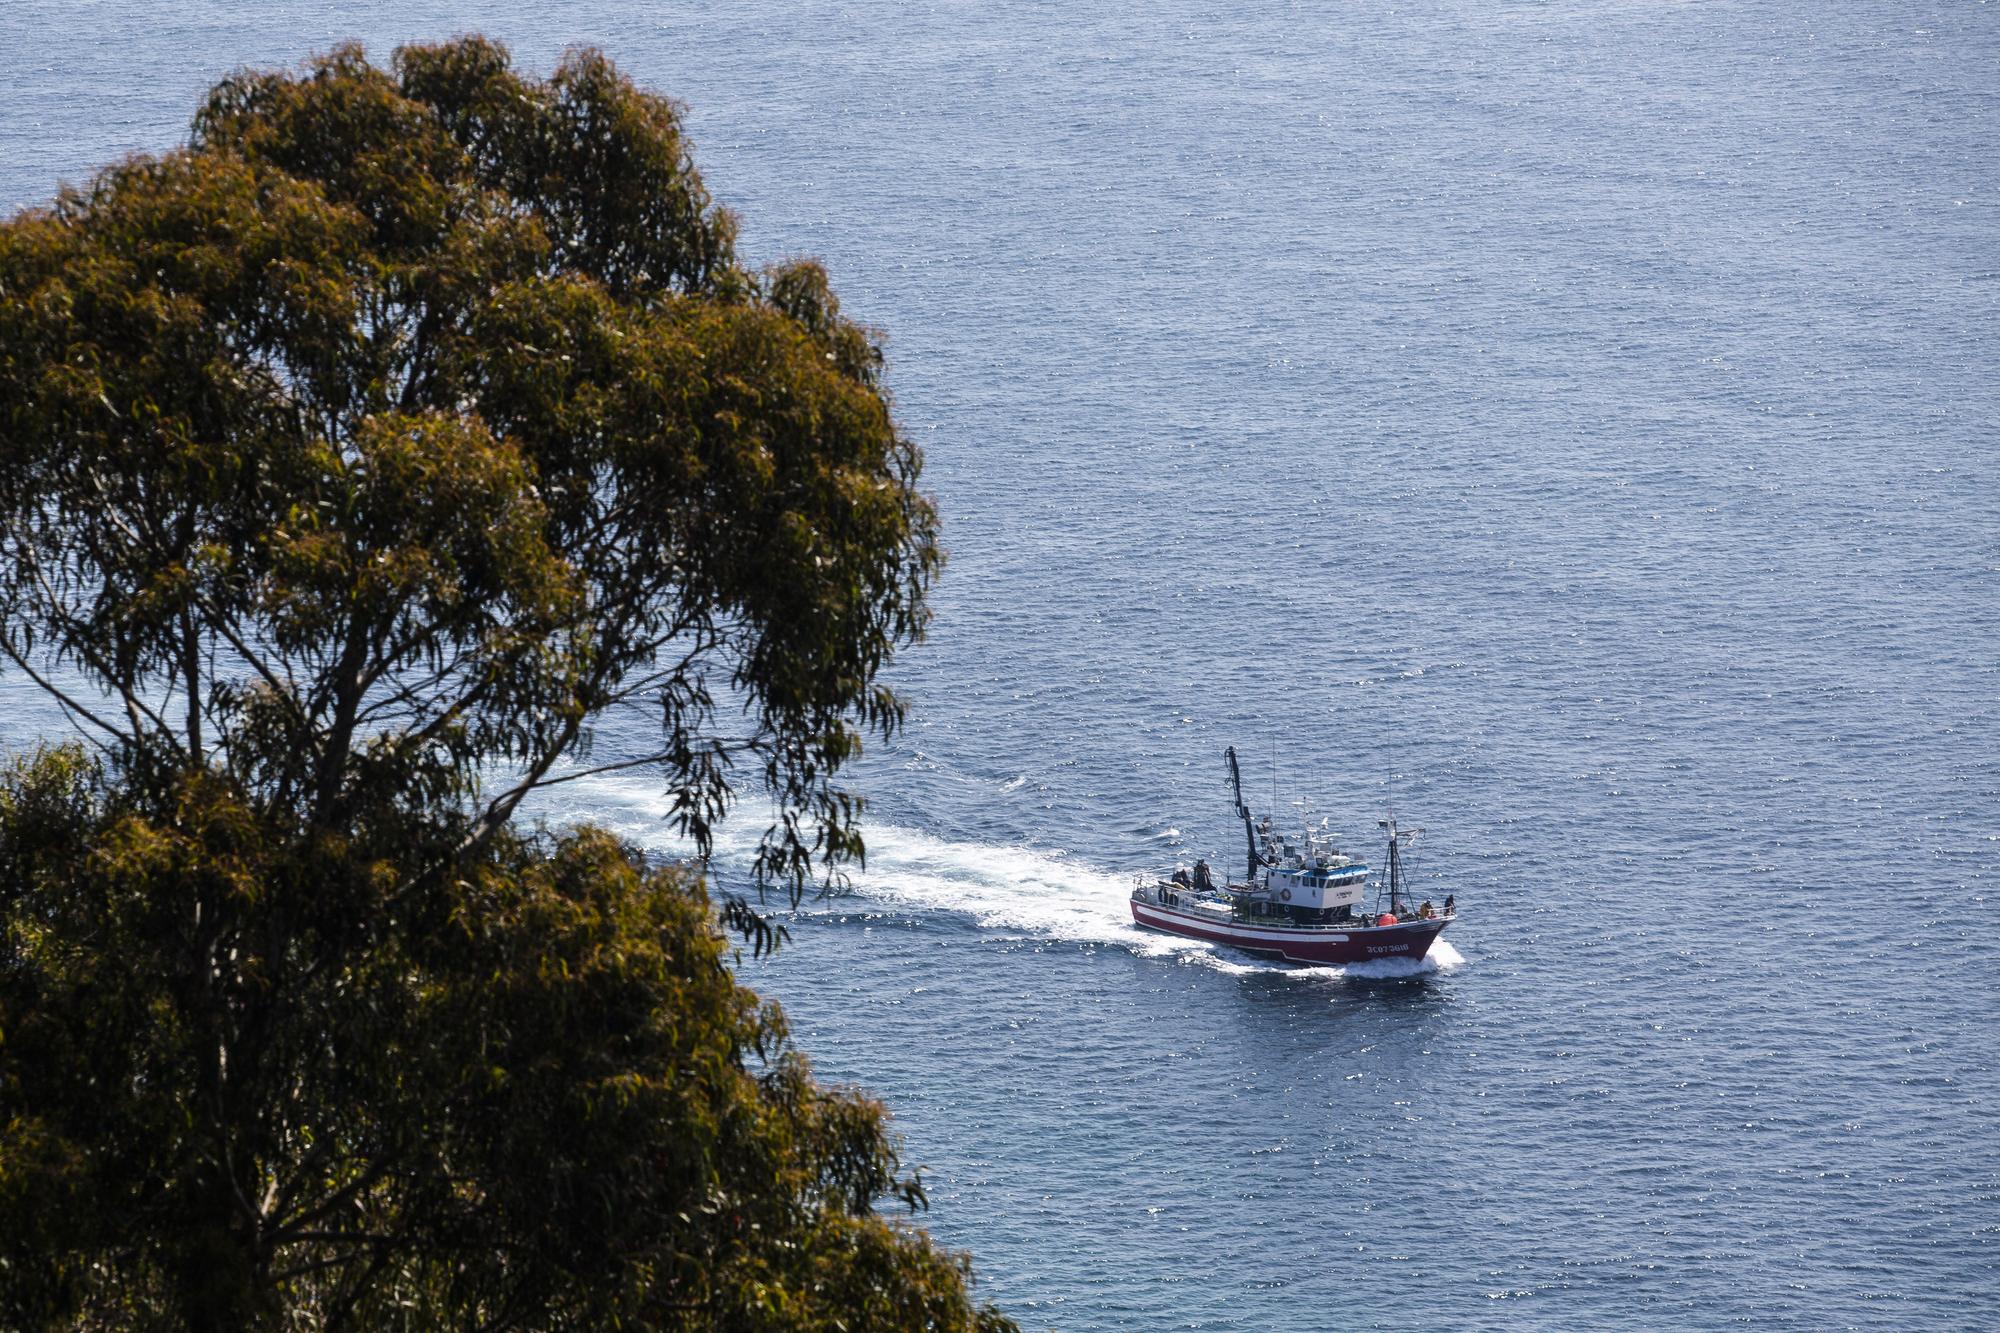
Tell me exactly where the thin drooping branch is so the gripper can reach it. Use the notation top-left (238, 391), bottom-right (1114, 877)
top-left (0, 636), bottom-right (129, 749)
top-left (21, 554), bottom-right (180, 751)
top-left (460, 690), bottom-right (592, 855)
top-left (488, 747), bottom-right (680, 797)
top-left (192, 591), bottom-right (310, 725)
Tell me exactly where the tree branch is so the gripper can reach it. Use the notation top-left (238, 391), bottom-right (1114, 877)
top-left (0, 636), bottom-right (128, 749)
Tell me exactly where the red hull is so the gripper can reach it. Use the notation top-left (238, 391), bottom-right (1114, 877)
top-left (1130, 898), bottom-right (1448, 966)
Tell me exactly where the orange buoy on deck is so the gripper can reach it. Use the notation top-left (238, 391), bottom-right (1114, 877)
top-left (1376, 912), bottom-right (1398, 927)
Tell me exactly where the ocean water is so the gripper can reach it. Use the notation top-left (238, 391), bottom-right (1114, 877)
top-left (4, 2), bottom-right (1998, 1328)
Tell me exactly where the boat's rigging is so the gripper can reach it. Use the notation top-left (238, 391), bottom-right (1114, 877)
top-left (1378, 817), bottom-right (1422, 918)
top-left (1269, 732), bottom-right (1278, 840)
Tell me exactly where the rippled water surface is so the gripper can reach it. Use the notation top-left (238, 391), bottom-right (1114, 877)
top-left (5, 2), bottom-right (1997, 1328)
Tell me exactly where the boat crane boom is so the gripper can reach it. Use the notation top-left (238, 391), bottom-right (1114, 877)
top-left (1224, 746), bottom-right (1269, 881)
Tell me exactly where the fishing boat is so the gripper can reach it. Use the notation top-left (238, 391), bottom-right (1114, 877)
top-left (1129, 747), bottom-right (1454, 966)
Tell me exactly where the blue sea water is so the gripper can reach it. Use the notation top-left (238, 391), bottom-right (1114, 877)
top-left (4, 2), bottom-right (1998, 1328)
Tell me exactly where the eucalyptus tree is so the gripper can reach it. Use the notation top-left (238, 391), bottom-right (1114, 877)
top-left (0, 34), bottom-right (933, 891)
top-left (0, 38), bottom-right (1007, 1330)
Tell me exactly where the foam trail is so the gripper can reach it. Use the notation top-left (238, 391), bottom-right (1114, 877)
top-left (529, 771), bottom-right (1467, 977)
top-left (540, 771), bottom-right (1173, 948)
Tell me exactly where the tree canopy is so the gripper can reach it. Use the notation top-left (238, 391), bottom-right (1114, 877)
top-left (0, 34), bottom-right (937, 893)
top-left (0, 37), bottom-right (1006, 1330)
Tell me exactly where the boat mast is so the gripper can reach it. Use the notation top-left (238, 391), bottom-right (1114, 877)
top-left (1378, 817), bottom-right (1421, 916)
top-left (1224, 747), bottom-right (1267, 881)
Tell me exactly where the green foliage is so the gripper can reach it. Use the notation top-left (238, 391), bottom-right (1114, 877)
top-left (0, 37), bottom-right (1006, 1332)
top-left (0, 35), bottom-right (940, 891)
top-left (0, 750), bottom-right (1011, 1329)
